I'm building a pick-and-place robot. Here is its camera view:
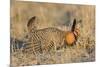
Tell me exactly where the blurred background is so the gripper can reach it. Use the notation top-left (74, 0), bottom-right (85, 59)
top-left (10, 0), bottom-right (95, 66)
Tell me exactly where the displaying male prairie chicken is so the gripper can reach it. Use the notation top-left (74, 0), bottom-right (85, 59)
top-left (25, 16), bottom-right (80, 64)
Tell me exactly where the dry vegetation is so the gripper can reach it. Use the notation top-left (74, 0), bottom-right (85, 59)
top-left (10, 0), bottom-right (95, 66)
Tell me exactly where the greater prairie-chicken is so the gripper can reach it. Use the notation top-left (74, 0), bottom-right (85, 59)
top-left (25, 16), bottom-right (80, 64)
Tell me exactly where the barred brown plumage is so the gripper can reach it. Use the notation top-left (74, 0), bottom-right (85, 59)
top-left (28, 27), bottom-right (66, 53)
top-left (25, 16), bottom-right (80, 64)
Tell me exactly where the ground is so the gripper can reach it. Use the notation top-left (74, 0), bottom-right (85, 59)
top-left (10, 1), bottom-right (95, 66)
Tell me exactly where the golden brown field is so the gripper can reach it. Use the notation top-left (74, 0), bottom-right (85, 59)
top-left (10, 0), bottom-right (95, 66)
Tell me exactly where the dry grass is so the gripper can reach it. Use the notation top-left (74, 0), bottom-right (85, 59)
top-left (10, 1), bottom-right (95, 66)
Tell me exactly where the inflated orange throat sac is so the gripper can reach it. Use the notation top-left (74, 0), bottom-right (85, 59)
top-left (65, 31), bottom-right (75, 45)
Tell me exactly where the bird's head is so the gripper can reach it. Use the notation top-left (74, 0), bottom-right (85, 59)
top-left (65, 19), bottom-right (80, 46)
